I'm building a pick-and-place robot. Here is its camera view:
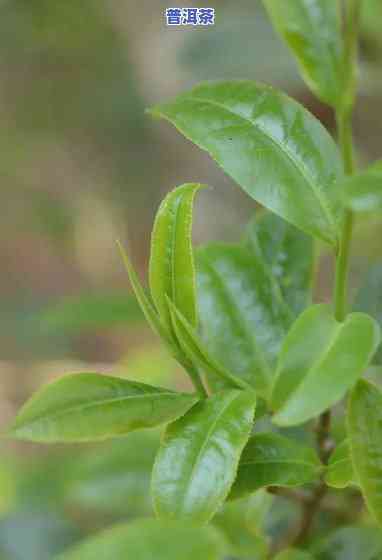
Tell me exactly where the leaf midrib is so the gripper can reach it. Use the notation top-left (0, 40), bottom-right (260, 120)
top-left (182, 91), bottom-right (337, 236)
top-left (15, 391), bottom-right (182, 428)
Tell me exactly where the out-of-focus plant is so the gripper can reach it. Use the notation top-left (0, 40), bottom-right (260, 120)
top-left (7, 1), bottom-right (382, 558)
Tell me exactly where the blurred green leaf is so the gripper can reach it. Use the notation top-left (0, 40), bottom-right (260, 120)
top-left (272, 304), bottom-right (381, 426)
top-left (354, 263), bottom-right (382, 364)
top-left (197, 243), bottom-right (292, 396)
top-left (342, 160), bottom-right (382, 212)
top-left (57, 519), bottom-right (227, 560)
top-left (348, 380), bottom-right (382, 526)
top-left (10, 373), bottom-right (198, 443)
top-left (274, 549), bottom-right (314, 560)
top-left (312, 526), bottom-right (382, 560)
top-left (152, 389), bottom-right (256, 524)
top-left (325, 439), bottom-right (355, 489)
top-left (150, 81), bottom-right (342, 245)
top-left (245, 212), bottom-right (314, 316)
top-left (42, 293), bottom-right (142, 334)
top-left (230, 432), bottom-right (321, 501)
top-left (262, 0), bottom-right (344, 108)
top-left (66, 431), bottom-right (159, 516)
top-left (149, 183), bottom-right (204, 331)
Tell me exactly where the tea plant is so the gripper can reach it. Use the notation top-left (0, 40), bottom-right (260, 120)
top-left (8, 1), bottom-right (382, 558)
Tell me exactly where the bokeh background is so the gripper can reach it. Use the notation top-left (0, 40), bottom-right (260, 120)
top-left (0, 1), bottom-right (382, 558)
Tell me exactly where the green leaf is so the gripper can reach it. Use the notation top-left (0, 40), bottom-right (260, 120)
top-left (197, 243), bottom-right (292, 396)
top-left (342, 160), bottom-right (382, 212)
top-left (41, 293), bottom-right (143, 334)
top-left (354, 263), bottom-right (382, 364)
top-left (312, 526), bottom-right (382, 560)
top-left (9, 373), bottom-right (198, 443)
top-left (149, 183), bottom-right (204, 331)
top-left (213, 499), bottom-right (268, 558)
top-left (245, 211), bottom-right (314, 316)
top-left (167, 297), bottom-right (249, 391)
top-left (117, 241), bottom-right (175, 349)
top-left (149, 81), bottom-right (342, 245)
top-left (274, 550), bottom-right (314, 560)
top-left (229, 432), bottom-right (321, 501)
top-left (272, 304), bottom-right (381, 426)
top-left (324, 439), bottom-right (355, 489)
top-left (262, 0), bottom-right (344, 108)
top-left (56, 519), bottom-right (227, 560)
top-left (348, 380), bottom-right (382, 526)
top-left (152, 389), bottom-right (256, 524)
top-left (66, 431), bottom-right (159, 516)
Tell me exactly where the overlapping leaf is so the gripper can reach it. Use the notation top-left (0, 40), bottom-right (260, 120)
top-left (152, 389), bottom-right (256, 524)
top-left (150, 81), bottom-right (342, 245)
top-left (271, 304), bottom-right (381, 426)
top-left (230, 432), bottom-right (321, 500)
top-left (342, 160), bottom-right (382, 212)
top-left (9, 373), bottom-right (198, 443)
top-left (312, 526), bottom-right (382, 560)
top-left (57, 519), bottom-right (227, 560)
top-left (348, 380), bottom-right (382, 526)
top-left (197, 244), bottom-right (292, 396)
top-left (262, 0), bottom-right (344, 108)
top-left (245, 212), bottom-right (314, 315)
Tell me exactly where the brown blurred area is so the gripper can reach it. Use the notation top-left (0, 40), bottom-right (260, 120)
top-left (0, 2), bottom-right (381, 554)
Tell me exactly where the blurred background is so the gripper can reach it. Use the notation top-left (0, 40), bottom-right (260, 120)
top-left (0, 0), bottom-right (381, 558)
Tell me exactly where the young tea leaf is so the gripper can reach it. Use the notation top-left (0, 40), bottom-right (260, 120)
top-left (56, 519), bottom-right (227, 560)
top-left (262, 0), bottom-right (344, 108)
top-left (348, 380), bottom-right (382, 527)
top-left (9, 373), bottom-right (198, 443)
top-left (271, 304), bottom-right (381, 426)
top-left (342, 160), bottom-right (382, 212)
top-left (152, 389), bottom-right (256, 524)
top-left (149, 81), bottom-right (342, 245)
top-left (149, 183), bottom-right (205, 331)
top-left (229, 432), bottom-right (322, 501)
top-left (245, 212), bottom-right (314, 316)
top-left (324, 439), bottom-right (356, 489)
top-left (197, 243), bottom-right (292, 396)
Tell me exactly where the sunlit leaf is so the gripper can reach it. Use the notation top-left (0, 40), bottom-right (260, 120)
top-left (152, 389), bottom-right (256, 524)
top-left (149, 183), bottom-right (205, 330)
top-left (262, 0), bottom-right (344, 108)
top-left (150, 81), bottom-right (342, 245)
top-left (272, 304), bottom-right (381, 426)
top-left (10, 373), bottom-right (198, 442)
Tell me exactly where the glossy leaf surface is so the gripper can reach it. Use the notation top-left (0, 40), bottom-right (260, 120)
top-left (348, 380), bottom-right (382, 526)
top-left (245, 212), bottom-right (314, 315)
top-left (152, 389), bottom-right (256, 524)
top-left (10, 373), bottom-right (198, 443)
top-left (354, 263), bottom-right (382, 364)
top-left (312, 526), bottom-right (382, 560)
top-left (149, 183), bottom-right (204, 330)
top-left (57, 519), bottom-right (226, 560)
top-left (263, 0), bottom-right (344, 108)
top-left (272, 304), bottom-right (381, 426)
top-left (324, 439), bottom-right (355, 489)
top-left (150, 81), bottom-right (342, 245)
top-left (230, 432), bottom-right (321, 500)
top-left (342, 160), bottom-right (382, 212)
top-left (197, 243), bottom-right (292, 396)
